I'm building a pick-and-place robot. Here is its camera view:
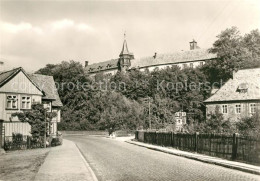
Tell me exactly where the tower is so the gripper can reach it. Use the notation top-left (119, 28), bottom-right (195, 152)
top-left (118, 33), bottom-right (134, 72)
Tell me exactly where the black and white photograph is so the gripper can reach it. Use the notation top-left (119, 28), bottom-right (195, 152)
top-left (0, 0), bottom-right (260, 180)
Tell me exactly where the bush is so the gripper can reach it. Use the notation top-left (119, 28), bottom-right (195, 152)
top-left (12, 133), bottom-right (25, 144)
top-left (236, 111), bottom-right (260, 137)
top-left (51, 136), bottom-right (63, 147)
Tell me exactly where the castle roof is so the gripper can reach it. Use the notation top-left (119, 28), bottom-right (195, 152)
top-left (85, 49), bottom-right (216, 73)
top-left (131, 49), bottom-right (216, 69)
top-left (85, 58), bottom-right (119, 73)
top-left (204, 68), bottom-right (260, 103)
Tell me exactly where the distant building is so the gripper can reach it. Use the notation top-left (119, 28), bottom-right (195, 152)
top-left (204, 68), bottom-right (260, 122)
top-left (85, 38), bottom-right (216, 77)
top-left (0, 67), bottom-right (62, 136)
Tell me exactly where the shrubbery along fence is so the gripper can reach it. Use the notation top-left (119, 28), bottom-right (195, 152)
top-left (4, 133), bottom-right (63, 151)
top-left (135, 131), bottom-right (260, 165)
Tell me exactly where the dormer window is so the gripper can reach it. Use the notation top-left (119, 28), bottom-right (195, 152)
top-left (98, 66), bottom-right (103, 70)
top-left (237, 83), bottom-right (248, 93)
top-left (107, 64), bottom-right (111, 69)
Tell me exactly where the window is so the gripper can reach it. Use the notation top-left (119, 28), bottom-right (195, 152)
top-left (183, 64), bottom-right (188, 68)
top-left (235, 104), bottom-right (241, 114)
top-left (200, 62), bottom-right (204, 66)
top-left (222, 105), bottom-right (228, 114)
top-left (6, 95), bottom-right (18, 109)
top-left (250, 104), bottom-right (256, 114)
top-left (43, 102), bottom-right (51, 112)
top-left (190, 63), bottom-right (193, 68)
top-left (21, 96), bottom-right (31, 109)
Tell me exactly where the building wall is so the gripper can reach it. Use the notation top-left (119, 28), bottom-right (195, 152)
top-left (206, 102), bottom-right (260, 122)
top-left (52, 108), bottom-right (61, 123)
top-left (3, 122), bottom-right (31, 136)
top-left (0, 93), bottom-right (42, 121)
top-left (0, 71), bottom-right (42, 120)
top-left (0, 71), bottom-right (43, 95)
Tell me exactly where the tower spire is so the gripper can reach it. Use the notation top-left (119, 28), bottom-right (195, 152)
top-left (118, 32), bottom-right (134, 72)
top-left (120, 32), bottom-right (129, 56)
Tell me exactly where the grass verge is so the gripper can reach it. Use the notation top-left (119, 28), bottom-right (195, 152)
top-left (0, 148), bottom-right (50, 181)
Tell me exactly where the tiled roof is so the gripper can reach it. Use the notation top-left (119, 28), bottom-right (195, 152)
top-left (0, 67), bottom-right (20, 87)
top-left (85, 58), bottom-right (119, 73)
top-left (204, 68), bottom-right (260, 103)
top-left (29, 74), bottom-right (63, 107)
top-left (131, 49), bottom-right (216, 69)
top-left (85, 49), bottom-right (215, 73)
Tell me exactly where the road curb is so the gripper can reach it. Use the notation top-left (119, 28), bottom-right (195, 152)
top-left (75, 144), bottom-right (99, 181)
top-left (126, 140), bottom-right (260, 175)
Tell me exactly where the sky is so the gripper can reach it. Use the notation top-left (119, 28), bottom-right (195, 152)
top-left (0, 0), bottom-right (260, 72)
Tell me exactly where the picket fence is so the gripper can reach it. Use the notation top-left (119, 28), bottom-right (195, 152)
top-left (135, 131), bottom-right (260, 165)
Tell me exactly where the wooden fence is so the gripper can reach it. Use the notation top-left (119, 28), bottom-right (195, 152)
top-left (135, 131), bottom-right (260, 165)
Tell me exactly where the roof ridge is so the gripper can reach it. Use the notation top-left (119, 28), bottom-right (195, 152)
top-left (0, 67), bottom-right (21, 75)
top-left (139, 48), bottom-right (210, 60)
top-left (31, 73), bottom-right (54, 78)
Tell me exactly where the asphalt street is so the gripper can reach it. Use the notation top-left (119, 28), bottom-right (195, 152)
top-left (65, 135), bottom-right (260, 181)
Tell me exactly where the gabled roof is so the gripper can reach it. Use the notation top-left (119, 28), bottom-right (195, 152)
top-left (204, 68), bottom-right (260, 103)
top-left (0, 67), bottom-right (42, 92)
top-left (30, 74), bottom-right (63, 107)
top-left (85, 58), bottom-right (119, 73)
top-left (131, 49), bottom-right (216, 69)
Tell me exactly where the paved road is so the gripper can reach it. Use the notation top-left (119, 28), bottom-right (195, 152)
top-left (65, 135), bottom-right (260, 181)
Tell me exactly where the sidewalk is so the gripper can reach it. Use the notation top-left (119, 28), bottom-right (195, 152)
top-left (126, 139), bottom-right (260, 175)
top-left (34, 139), bottom-right (98, 181)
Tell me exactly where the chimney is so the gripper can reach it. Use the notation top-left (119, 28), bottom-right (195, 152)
top-left (189, 39), bottom-right (197, 50)
top-left (153, 52), bottom-right (157, 59)
top-left (232, 69), bottom-right (237, 79)
top-left (85, 61), bottom-right (89, 67)
top-left (0, 61), bottom-right (4, 72)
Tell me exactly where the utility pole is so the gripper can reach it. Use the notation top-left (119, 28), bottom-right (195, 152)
top-left (44, 110), bottom-right (46, 148)
top-left (148, 97), bottom-right (151, 130)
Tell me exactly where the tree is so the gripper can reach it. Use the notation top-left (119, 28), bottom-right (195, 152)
top-left (12, 104), bottom-right (56, 138)
top-left (201, 106), bottom-right (234, 134)
top-left (98, 92), bottom-right (145, 132)
top-left (203, 27), bottom-right (260, 84)
top-left (236, 110), bottom-right (260, 137)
